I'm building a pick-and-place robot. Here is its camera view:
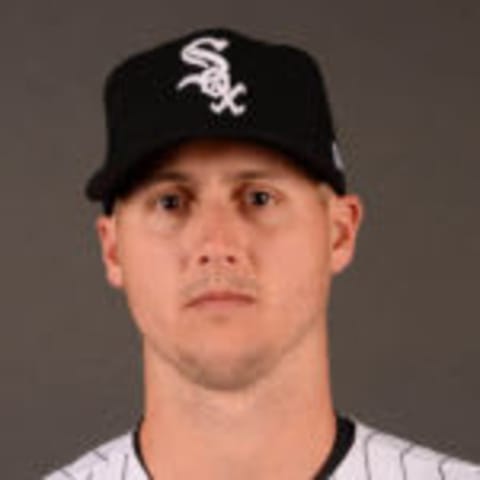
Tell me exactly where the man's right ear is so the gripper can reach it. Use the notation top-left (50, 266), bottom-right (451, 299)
top-left (95, 215), bottom-right (124, 289)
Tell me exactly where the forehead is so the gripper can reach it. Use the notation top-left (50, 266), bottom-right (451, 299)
top-left (140, 138), bottom-right (312, 186)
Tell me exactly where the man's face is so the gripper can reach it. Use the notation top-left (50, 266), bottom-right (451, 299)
top-left (96, 139), bottom-right (362, 391)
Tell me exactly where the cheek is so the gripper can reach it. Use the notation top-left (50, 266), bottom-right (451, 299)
top-left (118, 233), bottom-right (178, 335)
top-left (264, 221), bottom-right (332, 321)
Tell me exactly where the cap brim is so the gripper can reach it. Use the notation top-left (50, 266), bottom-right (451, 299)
top-left (85, 129), bottom-right (343, 204)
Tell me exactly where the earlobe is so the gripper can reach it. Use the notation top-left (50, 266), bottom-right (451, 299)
top-left (330, 194), bottom-right (364, 275)
top-left (95, 215), bottom-right (124, 289)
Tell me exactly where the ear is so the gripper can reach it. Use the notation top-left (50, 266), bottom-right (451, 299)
top-left (95, 214), bottom-right (124, 289)
top-left (328, 193), bottom-right (364, 275)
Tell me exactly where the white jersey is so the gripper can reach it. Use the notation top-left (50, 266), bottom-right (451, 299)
top-left (43, 416), bottom-right (480, 479)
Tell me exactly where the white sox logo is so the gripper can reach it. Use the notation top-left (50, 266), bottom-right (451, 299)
top-left (176, 36), bottom-right (247, 116)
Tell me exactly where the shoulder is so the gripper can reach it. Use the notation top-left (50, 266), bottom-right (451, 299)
top-left (42, 429), bottom-right (148, 480)
top-left (335, 417), bottom-right (480, 479)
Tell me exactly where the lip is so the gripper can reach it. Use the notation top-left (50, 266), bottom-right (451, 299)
top-left (186, 290), bottom-right (256, 308)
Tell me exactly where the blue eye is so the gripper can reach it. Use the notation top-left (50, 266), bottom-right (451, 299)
top-left (157, 192), bottom-right (187, 211)
top-left (246, 190), bottom-right (273, 207)
top-left (152, 187), bottom-right (276, 215)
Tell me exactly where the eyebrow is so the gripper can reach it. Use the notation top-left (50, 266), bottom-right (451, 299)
top-left (147, 169), bottom-right (287, 185)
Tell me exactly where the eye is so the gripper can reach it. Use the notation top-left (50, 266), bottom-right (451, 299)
top-left (244, 188), bottom-right (276, 208)
top-left (155, 191), bottom-right (190, 212)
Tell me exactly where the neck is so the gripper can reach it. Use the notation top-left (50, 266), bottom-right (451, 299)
top-left (139, 326), bottom-right (336, 480)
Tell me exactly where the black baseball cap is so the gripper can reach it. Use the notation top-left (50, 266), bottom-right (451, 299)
top-left (85, 27), bottom-right (347, 214)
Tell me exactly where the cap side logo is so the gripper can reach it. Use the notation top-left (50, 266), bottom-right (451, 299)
top-left (332, 141), bottom-right (345, 172)
top-left (176, 36), bottom-right (247, 117)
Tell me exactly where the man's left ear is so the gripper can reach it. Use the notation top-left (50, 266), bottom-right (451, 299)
top-left (329, 194), bottom-right (364, 274)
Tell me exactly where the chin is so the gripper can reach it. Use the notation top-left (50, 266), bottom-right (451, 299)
top-left (174, 343), bottom-right (278, 392)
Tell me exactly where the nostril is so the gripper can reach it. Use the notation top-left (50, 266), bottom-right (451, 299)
top-left (198, 255), bottom-right (236, 265)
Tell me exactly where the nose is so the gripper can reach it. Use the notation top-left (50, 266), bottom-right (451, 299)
top-left (192, 201), bottom-right (244, 269)
top-left (198, 252), bottom-right (236, 266)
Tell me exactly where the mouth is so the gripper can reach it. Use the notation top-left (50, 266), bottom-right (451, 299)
top-left (186, 291), bottom-right (256, 309)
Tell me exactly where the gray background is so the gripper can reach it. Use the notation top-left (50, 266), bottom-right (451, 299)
top-left (1, 0), bottom-right (479, 478)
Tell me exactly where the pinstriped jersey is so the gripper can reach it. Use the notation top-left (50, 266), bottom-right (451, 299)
top-left (43, 417), bottom-right (480, 479)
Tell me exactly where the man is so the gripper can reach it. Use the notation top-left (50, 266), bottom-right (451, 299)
top-left (44, 27), bottom-right (479, 479)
